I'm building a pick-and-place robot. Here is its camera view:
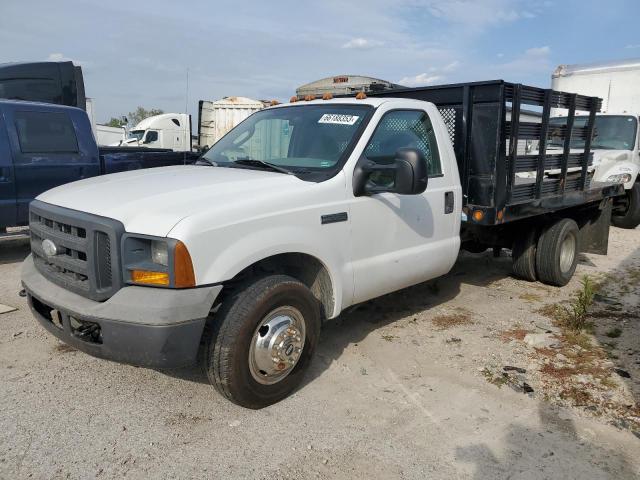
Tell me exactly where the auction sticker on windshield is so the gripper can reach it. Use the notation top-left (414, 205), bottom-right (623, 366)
top-left (318, 114), bottom-right (360, 125)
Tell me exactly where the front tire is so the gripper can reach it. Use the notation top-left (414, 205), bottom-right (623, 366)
top-left (611, 183), bottom-right (640, 229)
top-left (535, 219), bottom-right (579, 287)
top-left (202, 274), bottom-right (321, 409)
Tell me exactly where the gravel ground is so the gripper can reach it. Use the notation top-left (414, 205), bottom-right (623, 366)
top-left (0, 228), bottom-right (639, 479)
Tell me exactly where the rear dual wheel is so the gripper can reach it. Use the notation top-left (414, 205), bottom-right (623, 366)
top-left (511, 218), bottom-right (579, 287)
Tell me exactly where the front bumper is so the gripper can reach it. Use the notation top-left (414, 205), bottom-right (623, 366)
top-left (21, 255), bottom-right (222, 368)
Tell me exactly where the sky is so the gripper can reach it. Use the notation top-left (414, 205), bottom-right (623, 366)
top-left (1, 0), bottom-right (639, 123)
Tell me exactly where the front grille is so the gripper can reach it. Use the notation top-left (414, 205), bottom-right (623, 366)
top-left (29, 200), bottom-right (124, 301)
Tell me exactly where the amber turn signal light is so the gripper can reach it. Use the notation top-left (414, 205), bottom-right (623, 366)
top-left (174, 241), bottom-right (196, 288)
top-left (131, 270), bottom-right (170, 286)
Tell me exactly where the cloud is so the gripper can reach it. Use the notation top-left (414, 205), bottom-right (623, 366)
top-left (418, 0), bottom-right (540, 31)
top-left (525, 46), bottom-right (550, 56)
top-left (441, 61), bottom-right (460, 72)
top-left (397, 73), bottom-right (444, 87)
top-left (47, 52), bottom-right (67, 61)
top-left (341, 37), bottom-right (384, 49)
top-left (47, 52), bottom-right (89, 67)
top-left (625, 44), bottom-right (640, 49)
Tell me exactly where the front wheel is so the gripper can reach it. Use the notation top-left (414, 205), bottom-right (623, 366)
top-left (611, 183), bottom-right (640, 229)
top-left (202, 274), bottom-right (321, 409)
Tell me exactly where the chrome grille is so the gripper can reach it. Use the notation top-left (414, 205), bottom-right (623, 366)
top-left (29, 200), bottom-right (124, 301)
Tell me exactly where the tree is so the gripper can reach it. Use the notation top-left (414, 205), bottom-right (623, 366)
top-left (127, 106), bottom-right (164, 126)
top-left (106, 117), bottom-right (126, 128)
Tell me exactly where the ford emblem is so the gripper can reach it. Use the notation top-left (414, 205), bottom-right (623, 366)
top-left (42, 239), bottom-right (59, 257)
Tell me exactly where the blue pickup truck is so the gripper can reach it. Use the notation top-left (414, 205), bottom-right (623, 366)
top-left (0, 100), bottom-right (198, 230)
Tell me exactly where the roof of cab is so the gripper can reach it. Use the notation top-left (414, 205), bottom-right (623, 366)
top-left (271, 97), bottom-right (394, 109)
top-left (0, 98), bottom-right (84, 112)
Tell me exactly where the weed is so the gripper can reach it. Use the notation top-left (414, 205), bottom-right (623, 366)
top-left (560, 386), bottom-right (593, 406)
top-left (605, 328), bottom-right (623, 338)
top-left (544, 276), bottom-right (597, 332)
top-left (600, 376), bottom-right (618, 390)
top-left (481, 368), bottom-right (508, 388)
top-left (381, 334), bottom-right (397, 342)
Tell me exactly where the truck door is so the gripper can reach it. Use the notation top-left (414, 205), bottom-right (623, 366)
top-left (349, 107), bottom-right (461, 304)
top-left (142, 130), bottom-right (161, 148)
top-left (7, 107), bottom-right (100, 224)
top-left (0, 110), bottom-right (16, 228)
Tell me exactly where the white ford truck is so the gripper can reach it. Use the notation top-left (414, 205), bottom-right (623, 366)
top-left (22, 81), bottom-right (621, 408)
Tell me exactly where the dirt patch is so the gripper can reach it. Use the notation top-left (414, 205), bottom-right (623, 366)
top-left (54, 343), bottom-right (75, 354)
top-left (519, 292), bottom-right (542, 303)
top-left (431, 308), bottom-right (473, 330)
top-left (499, 328), bottom-right (530, 343)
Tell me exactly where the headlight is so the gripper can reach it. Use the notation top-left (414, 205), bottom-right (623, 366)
top-left (606, 173), bottom-right (632, 184)
top-left (151, 240), bottom-right (169, 266)
top-left (122, 235), bottom-right (195, 288)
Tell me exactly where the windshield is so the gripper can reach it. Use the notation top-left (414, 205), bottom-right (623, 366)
top-left (201, 104), bottom-right (372, 173)
top-left (548, 115), bottom-right (637, 150)
top-left (128, 130), bottom-right (145, 141)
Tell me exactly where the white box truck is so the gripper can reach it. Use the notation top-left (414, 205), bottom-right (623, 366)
top-left (197, 97), bottom-right (266, 150)
top-left (552, 59), bottom-right (640, 228)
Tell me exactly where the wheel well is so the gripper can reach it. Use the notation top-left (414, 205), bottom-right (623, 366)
top-left (226, 253), bottom-right (335, 319)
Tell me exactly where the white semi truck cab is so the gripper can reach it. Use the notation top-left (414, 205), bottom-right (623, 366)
top-left (21, 82), bottom-right (621, 408)
top-left (118, 113), bottom-right (191, 151)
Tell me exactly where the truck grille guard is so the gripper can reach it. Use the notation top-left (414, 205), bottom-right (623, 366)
top-left (29, 200), bottom-right (124, 302)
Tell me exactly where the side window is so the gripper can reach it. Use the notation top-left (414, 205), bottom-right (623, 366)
top-left (364, 110), bottom-right (442, 177)
top-left (144, 131), bottom-right (159, 143)
top-left (14, 111), bottom-right (79, 154)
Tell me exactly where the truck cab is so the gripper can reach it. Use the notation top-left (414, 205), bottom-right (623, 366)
top-left (118, 113), bottom-right (191, 152)
top-left (21, 97), bottom-right (461, 407)
top-left (547, 113), bottom-right (640, 228)
top-left (0, 100), bottom-right (99, 229)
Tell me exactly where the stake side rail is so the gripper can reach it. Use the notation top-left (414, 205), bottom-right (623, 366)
top-left (370, 80), bottom-right (622, 225)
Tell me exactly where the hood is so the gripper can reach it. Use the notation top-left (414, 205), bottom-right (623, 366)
top-left (591, 149), bottom-right (632, 167)
top-left (37, 165), bottom-right (306, 236)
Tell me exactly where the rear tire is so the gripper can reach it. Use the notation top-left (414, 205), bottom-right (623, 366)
top-left (202, 274), bottom-right (321, 409)
top-left (611, 183), bottom-right (640, 229)
top-left (512, 228), bottom-right (538, 281)
top-left (535, 219), bottom-right (579, 287)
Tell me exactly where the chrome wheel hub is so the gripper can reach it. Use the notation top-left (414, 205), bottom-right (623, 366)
top-left (249, 306), bottom-right (306, 385)
top-left (559, 233), bottom-right (576, 273)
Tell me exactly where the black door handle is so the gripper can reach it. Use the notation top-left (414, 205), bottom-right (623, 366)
top-left (445, 191), bottom-right (454, 214)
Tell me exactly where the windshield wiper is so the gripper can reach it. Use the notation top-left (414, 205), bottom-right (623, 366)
top-left (195, 157), bottom-right (216, 166)
top-left (233, 158), bottom-right (293, 175)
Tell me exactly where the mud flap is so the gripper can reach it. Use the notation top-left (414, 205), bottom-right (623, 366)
top-left (579, 199), bottom-right (612, 255)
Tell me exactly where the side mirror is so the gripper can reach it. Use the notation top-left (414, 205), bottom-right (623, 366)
top-left (353, 148), bottom-right (428, 196)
